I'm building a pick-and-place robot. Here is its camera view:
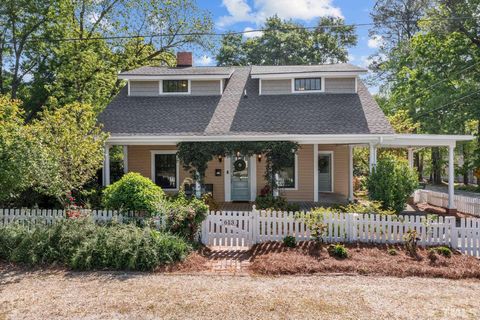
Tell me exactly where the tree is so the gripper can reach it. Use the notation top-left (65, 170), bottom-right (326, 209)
top-left (216, 15), bottom-right (356, 66)
top-left (0, 96), bottom-right (38, 201)
top-left (31, 102), bottom-right (108, 203)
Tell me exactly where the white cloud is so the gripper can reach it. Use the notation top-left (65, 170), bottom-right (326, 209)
top-left (368, 35), bottom-right (383, 49)
top-left (196, 55), bottom-right (214, 66)
top-left (218, 0), bottom-right (343, 27)
top-left (348, 53), bottom-right (356, 63)
top-left (243, 27), bottom-right (263, 38)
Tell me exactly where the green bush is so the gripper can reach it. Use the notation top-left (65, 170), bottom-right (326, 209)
top-left (387, 248), bottom-right (397, 256)
top-left (366, 156), bottom-right (418, 213)
top-left (340, 200), bottom-right (395, 215)
top-left (0, 218), bottom-right (190, 271)
top-left (103, 172), bottom-right (165, 215)
top-left (429, 246), bottom-right (452, 258)
top-left (160, 191), bottom-right (208, 241)
top-left (255, 195), bottom-right (300, 212)
top-left (327, 244), bottom-right (349, 259)
top-left (301, 207), bottom-right (337, 243)
top-left (283, 235), bottom-right (297, 248)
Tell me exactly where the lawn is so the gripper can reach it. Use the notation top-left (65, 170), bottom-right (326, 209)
top-left (1, 268), bottom-right (479, 319)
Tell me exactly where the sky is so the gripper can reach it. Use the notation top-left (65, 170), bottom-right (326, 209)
top-left (194, 0), bottom-right (381, 70)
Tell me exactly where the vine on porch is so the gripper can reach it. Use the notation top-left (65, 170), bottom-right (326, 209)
top-left (176, 141), bottom-right (299, 191)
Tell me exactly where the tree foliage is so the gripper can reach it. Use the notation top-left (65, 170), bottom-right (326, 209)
top-left (367, 156), bottom-right (418, 213)
top-left (216, 15), bottom-right (357, 66)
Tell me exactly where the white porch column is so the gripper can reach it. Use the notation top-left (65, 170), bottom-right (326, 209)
top-left (369, 143), bottom-right (377, 172)
top-left (123, 145), bottom-right (128, 174)
top-left (313, 144), bottom-right (319, 202)
top-left (407, 148), bottom-right (414, 168)
top-left (448, 145), bottom-right (456, 210)
top-left (103, 144), bottom-right (111, 186)
top-left (348, 145), bottom-right (354, 202)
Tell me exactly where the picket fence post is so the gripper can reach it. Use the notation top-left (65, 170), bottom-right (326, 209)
top-left (445, 216), bottom-right (457, 250)
top-left (251, 205), bottom-right (258, 245)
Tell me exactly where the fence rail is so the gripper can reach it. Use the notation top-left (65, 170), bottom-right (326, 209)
top-left (414, 189), bottom-right (480, 217)
top-left (202, 207), bottom-right (480, 257)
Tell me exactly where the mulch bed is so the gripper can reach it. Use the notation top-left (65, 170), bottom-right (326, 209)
top-left (248, 241), bottom-right (480, 279)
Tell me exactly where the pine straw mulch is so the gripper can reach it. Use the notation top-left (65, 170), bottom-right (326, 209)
top-left (248, 241), bottom-right (480, 279)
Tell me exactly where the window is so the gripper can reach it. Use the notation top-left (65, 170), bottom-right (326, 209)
top-left (163, 80), bottom-right (188, 93)
top-left (277, 155), bottom-right (296, 188)
top-left (294, 78), bottom-right (321, 92)
top-left (153, 153), bottom-right (177, 189)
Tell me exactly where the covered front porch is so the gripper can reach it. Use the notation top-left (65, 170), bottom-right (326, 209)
top-left (103, 133), bottom-right (473, 212)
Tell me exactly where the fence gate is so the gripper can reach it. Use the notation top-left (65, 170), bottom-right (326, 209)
top-left (201, 211), bottom-right (254, 248)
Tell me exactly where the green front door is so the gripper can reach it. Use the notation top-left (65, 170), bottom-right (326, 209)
top-left (231, 155), bottom-right (250, 201)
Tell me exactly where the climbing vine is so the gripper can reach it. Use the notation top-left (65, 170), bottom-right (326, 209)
top-left (176, 141), bottom-right (299, 190)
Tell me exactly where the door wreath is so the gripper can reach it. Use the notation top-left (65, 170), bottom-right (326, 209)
top-left (233, 159), bottom-right (247, 172)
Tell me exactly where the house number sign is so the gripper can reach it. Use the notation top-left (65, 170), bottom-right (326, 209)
top-left (223, 220), bottom-right (236, 226)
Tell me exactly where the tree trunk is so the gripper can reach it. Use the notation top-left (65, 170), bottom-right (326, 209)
top-left (431, 147), bottom-right (443, 185)
top-left (462, 145), bottom-right (469, 185)
top-left (414, 152), bottom-right (423, 180)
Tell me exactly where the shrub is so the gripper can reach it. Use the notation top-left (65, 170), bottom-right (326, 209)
top-left (103, 172), bottom-right (165, 215)
top-left (366, 156), bottom-right (418, 213)
top-left (327, 244), bottom-right (348, 259)
top-left (160, 191), bottom-right (208, 241)
top-left (301, 207), bottom-right (337, 243)
top-left (429, 246), bottom-right (452, 258)
top-left (0, 218), bottom-right (190, 271)
top-left (255, 195), bottom-right (300, 212)
top-left (283, 235), bottom-right (297, 248)
top-left (340, 201), bottom-right (395, 215)
top-left (387, 248), bottom-right (397, 256)
top-left (404, 229), bottom-right (420, 257)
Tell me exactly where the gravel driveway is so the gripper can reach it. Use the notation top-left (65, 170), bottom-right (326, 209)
top-left (1, 269), bottom-right (480, 320)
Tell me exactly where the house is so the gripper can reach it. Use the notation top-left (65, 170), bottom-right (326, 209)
top-left (99, 52), bottom-right (472, 212)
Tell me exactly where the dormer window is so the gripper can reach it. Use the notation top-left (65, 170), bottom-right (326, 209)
top-left (294, 78), bottom-right (321, 92)
top-left (163, 80), bottom-right (189, 93)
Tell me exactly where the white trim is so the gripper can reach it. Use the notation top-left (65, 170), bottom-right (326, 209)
top-left (354, 76), bottom-right (358, 93)
top-left (250, 155), bottom-right (257, 201)
top-left (259, 79), bottom-right (262, 95)
top-left (224, 156), bottom-right (231, 202)
top-left (251, 71), bottom-right (367, 79)
top-left (123, 145), bottom-right (128, 174)
top-left (278, 154), bottom-right (299, 190)
top-left (348, 145), bottom-right (354, 201)
top-left (107, 134), bottom-right (474, 146)
top-left (127, 80), bottom-right (131, 96)
top-left (103, 144), bottom-right (111, 187)
top-left (448, 145), bottom-right (456, 209)
top-left (220, 79), bottom-right (223, 94)
top-left (150, 150), bottom-right (180, 191)
top-left (313, 144), bottom-right (318, 202)
top-left (318, 151), bottom-right (334, 193)
top-left (407, 148), bottom-right (414, 168)
top-left (160, 79), bottom-right (191, 95)
top-left (118, 73), bottom-right (233, 81)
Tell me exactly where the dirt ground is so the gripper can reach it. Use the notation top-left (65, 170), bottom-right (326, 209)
top-left (1, 268), bottom-right (480, 320)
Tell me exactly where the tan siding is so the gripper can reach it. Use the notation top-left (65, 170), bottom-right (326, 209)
top-left (261, 79), bottom-right (291, 95)
top-left (127, 145), bottom-right (225, 202)
top-left (129, 81), bottom-right (159, 96)
top-left (282, 145), bottom-right (314, 201)
top-left (324, 78), bottom-right (356, 93)
top-left (190, 80), bottom-right (221, 95)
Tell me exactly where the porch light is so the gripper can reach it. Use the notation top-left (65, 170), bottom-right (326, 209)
top-left (236, 151), bottom-right (240, 157)
top-left (257, 154), bottom-right (262, 162)
top-left (218, 155), bottom-right (222, 163)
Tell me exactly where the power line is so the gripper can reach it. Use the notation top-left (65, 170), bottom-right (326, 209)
top-left (413, 89), bottom-right (480, 120)
top-left (4, 16), bottom-right (475, 44)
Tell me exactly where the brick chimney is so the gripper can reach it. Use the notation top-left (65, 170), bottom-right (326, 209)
top-left (176, 52), bottom-right (193, 67)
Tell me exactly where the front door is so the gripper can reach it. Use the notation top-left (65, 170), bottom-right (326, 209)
top-left (318, 153), bottom-right (332, 192)
top-left (231, 155), bottom-right (250, 201)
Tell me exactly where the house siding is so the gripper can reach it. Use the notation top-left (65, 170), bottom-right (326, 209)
top-left (190, 80), bottom-right (221, 95)
top-left (260, 79), bottom-right (291, 95)
top-left (129, 81), bottom-right (159, 96)
top-left (324, 78), bottom-right (356, 93)
top-left (127, 144), bottom-right (349, 203)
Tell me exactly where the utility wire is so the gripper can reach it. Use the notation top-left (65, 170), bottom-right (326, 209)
top-left (4, 16), bottom-right (475, 44)
top-left (413, 89), bottom-right (480, 120)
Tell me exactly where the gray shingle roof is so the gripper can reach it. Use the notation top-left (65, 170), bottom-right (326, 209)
top-left (99, 66), bottom-right (393, 136)
top-left (251, 63), bottom-right (367, 75)
top-left (120, 66), bottom-right (233, 76)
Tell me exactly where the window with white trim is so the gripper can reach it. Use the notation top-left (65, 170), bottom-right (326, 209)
top-left (154, 153), bottom-right (177, 189)
top-left (163, 80), bottom-right (188, 93)
top-left (277, 155), bottom-right (296, 188)
top-left (294, 78), bottom-right (321, 91)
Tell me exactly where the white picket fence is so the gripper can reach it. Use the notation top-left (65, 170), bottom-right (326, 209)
top-left (414, 189), bottom-right (480, 217)
top-left (201, 206), bottom-right (480, 257)
top-left (0, 208), bottom-right (163, 227)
